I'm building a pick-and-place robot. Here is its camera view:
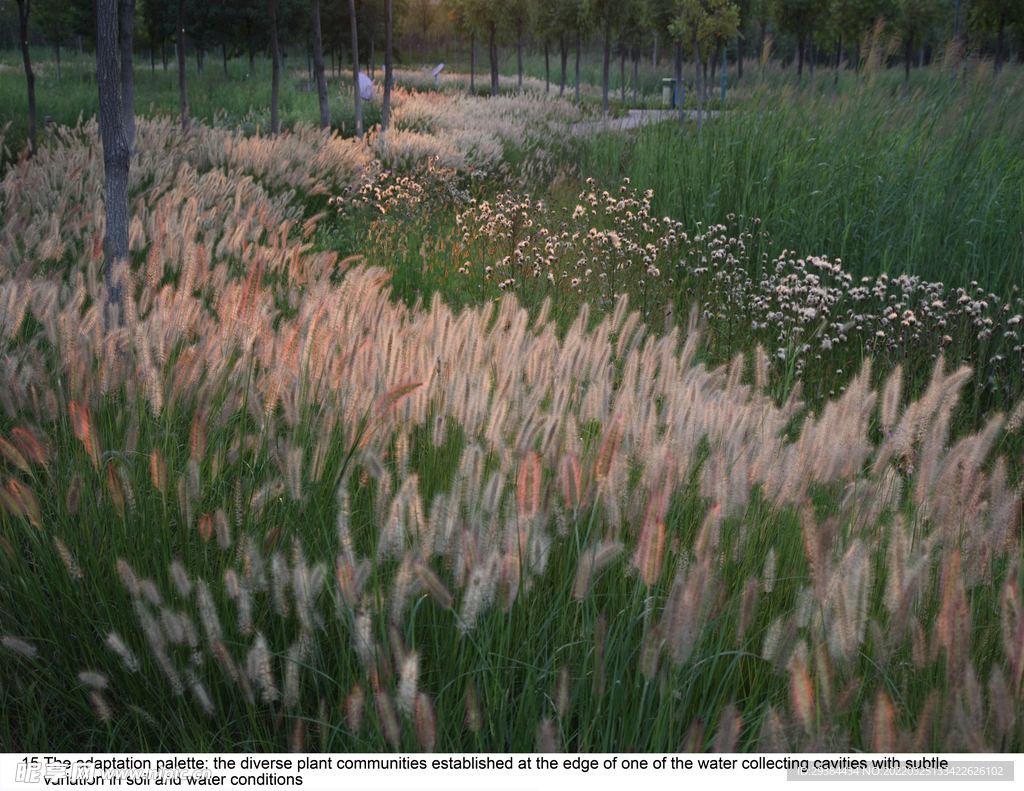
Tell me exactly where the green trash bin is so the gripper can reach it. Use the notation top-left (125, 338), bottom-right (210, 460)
top-left (662, 78), bottom-right (682, 109)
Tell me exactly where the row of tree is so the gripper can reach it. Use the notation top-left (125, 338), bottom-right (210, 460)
top-left (430, 1), bottom-right (1022, 104)
top-left (12, 0), bottom-right (407, 155)
top-left (1, 2), bottom-right (408, 79)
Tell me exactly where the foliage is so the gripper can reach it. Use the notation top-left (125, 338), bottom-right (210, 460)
top-left (1, 41), bottom-right (1023, 755)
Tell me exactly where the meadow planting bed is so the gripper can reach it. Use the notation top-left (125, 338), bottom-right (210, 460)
top-left (0, 81), bottom-right (1022, 753)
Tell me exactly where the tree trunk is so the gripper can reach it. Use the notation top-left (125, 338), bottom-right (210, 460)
top-left (797, 37), bottom-right (804, 82)
top-left (311, 0), bottom-right (330, 130)
top-left (150, 47), bottom-right (155, 74)
top-left (270, 0), bottom-right (280, 136)
top-left (996, 16), bottom-right (1006, 74)
top-left (835, 37), bottom-right (842, 85)
top-left (55, 41), bottom-right (61, 81)
top-left (602, 26), bottom-right (610, 116)
top-left (621, 45), bottom-right (626, 104)
top-left (574, 29), bottom-right (581, 107)
top-left (760, 21), bottom-right (767, 82)
top-left (96, 0), bottom-right (131, 324)
top-left (517, 32), bottom-right (522, 95)
top-left (249, 40), bottom-right (255, 76)
top-left (120, 0), bottom-right (136, 152)
top-left (693, 28), bottom-right (703, 131)
top-left (176, 0), bottom-right (189, 135)
top-left (737, 34), bottom-right (743, 80)
top-left (489, 23), bottom-right (499, 96)
top-left (381, 0), bottom-right (393, 133)
top-left (904, 31), bottom-right (912, 84)
top-left (653, 33), bottom-right (658, 68)
top-left (348, 0), bottom-right (362, 138)
top-left (222, 42), bottom-right (228, 77)
top-left (370, 37), bottom-right (374, 78)
top-left (675, 41), bottom-right (682, 119)
top-left (559, 37), bottom-right (567, 97)
top-left (632, 48), bottom-right (638, 105)
top-left (809, 38), bottom-right (815, 84)
top-left (470, 31), bottom-right (475, 94)
top-left (544, 39), bottom-right (549, 95)
top-left (16, 0), bottom-right (36, 157)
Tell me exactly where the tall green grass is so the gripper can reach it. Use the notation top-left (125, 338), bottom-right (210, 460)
top-left (1, 48), bottom-right (1022, 755)
top-left (0, 47), bottom-right (378, 162)
top-left (582, 62), bottom-right (1024, 294)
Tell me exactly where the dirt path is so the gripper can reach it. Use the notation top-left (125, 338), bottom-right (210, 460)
top-left (571, 108), bottom-right (721, 136)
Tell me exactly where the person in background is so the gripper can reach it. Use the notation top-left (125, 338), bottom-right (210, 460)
top-left (358, 72), bottom-right (374, 101)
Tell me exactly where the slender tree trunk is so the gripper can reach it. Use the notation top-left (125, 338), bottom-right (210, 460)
top-left (559, 37), bottom-right (567, 97)
top-left (737, 34), bottom-right (743, 80)
top-left (797, 37), bottom-right (804, 82)
top-left (470, 31), bottom-right (475, 94)
top-left (120, 0), bottom-right (136, 151)
top-left (55, 40), bottom-right (61, 81)
top-left (270, 0), bottom-right (280, 135)
top-left (653, 33), bottom-right (658, 68)
top-left (517, 32), bottom-right (522, 95)
top-left (176, 0), bottom-right (189, 135)
top-left (620, 45), bottom-right (626, 104)
top-left (489, 22), bottom-right (499, 96)
top-left (626, 47), bottom-right (634, 105)
top-left (904, 31), bottom-right (912, 84)
top-left (996, 17), bottom-right (1006, 74)
top-left (150, 46), bottom-right (155, 73)
top-left (693, 28), bottom-right (703, 131)
top-left (249, 38), bottom-right (255, 75)
top-left (370, 37), bottom-right (374, 78)
top-left (348, 0), bottom-right (362, 138)
top-left (575, 29), bottom-right (581, 107)
top-left (809, 38), bottom-right (815, 84)
top-left (835, 37), bottom-right (842, 85)
top-left (381, 0), bottom-right (393, 133)
top-left (602, 25), bottom-right (610, 116)
top-left (675, 41), bottom-right (682, 118)
top-left (544, 39), bottom-right (549, 95)
top-left (96, 0), bottom-right (131, 324)
top-left (16, 0), bottom-right (36, 156)
top-left (162, 42), bottom-right (167, 72)
top-left (222, 42), bottom-right (228, 77)
top-left (311, 0), bottom-right (330, 130)
top-left (760, 21), bottom-right (767, 80)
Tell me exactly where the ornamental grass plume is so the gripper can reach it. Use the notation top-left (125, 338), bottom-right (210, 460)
top-left (2, 100), bottom-right (1023, 752)
top-left (414, 692), bottom-right (437, 752)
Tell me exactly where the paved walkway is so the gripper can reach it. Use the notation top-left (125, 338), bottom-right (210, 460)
top-left (571, 108), bottom-right (721, 136)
